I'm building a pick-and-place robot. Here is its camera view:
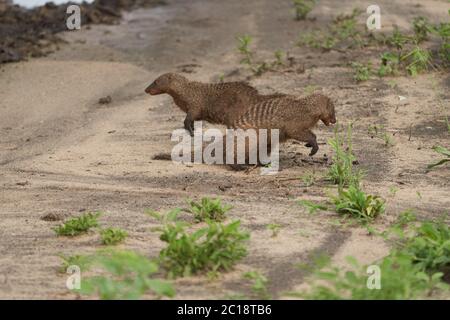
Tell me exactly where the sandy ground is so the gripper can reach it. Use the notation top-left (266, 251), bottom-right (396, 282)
top-left (0, 0), bottom-right (449, 299)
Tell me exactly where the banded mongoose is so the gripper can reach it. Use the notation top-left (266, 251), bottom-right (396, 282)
top-left (145, 73), bottom-right (284, 136)
top-left (181, 93), bottom-right (336, 168)
top-left (230, 93), bottom-right (337, 157)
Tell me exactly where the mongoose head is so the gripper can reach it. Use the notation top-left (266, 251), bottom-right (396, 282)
top-left (145, 73), bottom-right (187, 95)
top-left (318, 95), bottom-right (336, 126)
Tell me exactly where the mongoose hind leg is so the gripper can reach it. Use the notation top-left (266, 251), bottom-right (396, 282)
top-left (292, 130), bottom-right (318, 156)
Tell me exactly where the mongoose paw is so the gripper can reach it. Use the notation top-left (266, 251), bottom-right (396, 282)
top-left (309, 147), bottom-right (319, 157)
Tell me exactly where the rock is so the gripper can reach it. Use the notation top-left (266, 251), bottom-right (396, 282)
top-left (152, 153), bottom-right (172, 160)
top-left (98, 95), bottom-right (112, 105)
top-left (218, 184), bottom-right (232, 191)
top-left (41, 212), bottom-right (64, 221)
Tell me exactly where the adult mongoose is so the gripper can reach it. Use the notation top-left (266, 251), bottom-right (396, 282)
top-left (176, 93), bottom-right (336, 169)
top-left (145, 73), bottom-right (284, 136)
top-left (231, 93), bottom-right (337, 157)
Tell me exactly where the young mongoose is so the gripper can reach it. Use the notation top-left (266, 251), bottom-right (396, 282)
top-left (145, 73), bottom-right (284, 136)
top-left (231, 93), bottom-right (336, 156)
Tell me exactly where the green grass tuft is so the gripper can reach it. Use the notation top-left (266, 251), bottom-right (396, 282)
top-left (188, 197), bottom-right (232, 222)
top-left (243, 271), bottom-right (270, 299)
top-left (100, 227), bottom-right (128, 245)
top-left (326, 124), bottom-right (363, 188)
top-left (158, 219), bottom-right (249, 278)
top-left (54, 212), bottom-right (101, 236)
top-left (293, 0), bottom-right (316, 21)
top-left (78, 250), bottom-right (175, 300)
top-left (331, 185), bottom-right (385, 222)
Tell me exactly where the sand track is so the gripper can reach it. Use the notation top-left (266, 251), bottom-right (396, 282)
top-left (0, 0), bottom-right (448, 299)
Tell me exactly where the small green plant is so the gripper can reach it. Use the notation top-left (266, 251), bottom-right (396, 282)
top-left (273, 50), bottom-right (285, 66)
top-left (243, 271), bottom-right (270, 299)
top-left (351, 62), bottom-right (372, 82)
top-left (252, 61), bottom-right (270, 76)
top-left (388, 186), bottom-right (399, 197)
top-left (431, 20), bottom-right (450, 64)
top-left (297, 8), bottom-right (370, 50)
top-left (236, 35), bottom-right (276, 75)
top-left (416, 191), bottom-right (422, 200)
top-left (404, 220), bottom-right (450, 274)
top-left (54, 212), bottom-right (101, 236)
top-left (293, 0), bottom-right (315, 20)
top-left (332, 8), bottom-right (361, 40)
top-left (380, 132), bottom-right (394, 147)
top-left (158, 219), bottom-right (249, 278)
top-left (386, 27), bottom-right (411, 58)
top-left (78, 250), bottom-right (175, 300)
top-left (146, 208), bottom-right (181, 224)
top-left (368, 124), bottom-right (395, 147)
top-left (412, 17), bottom-right (431, 43)
top-left (237, 34), bottom-right (253, 66)
top-left (378, 52), bottom-right (400, 77)
top-left (188, 197), bottom-right (232, 222)
top-left (293, 217), bottom-right (450, 299)
top-left (58, 254), bottom-right (93, 273)
top-left (294, 253), bottom-right (447, 299)
top-left (298, 31), bottom-right (337, 50)
top-left (267, 223), bottom-right (281, 237)
top-left (327, 124), bottom-right (362, 188)
top-left (427, 146), bottom-right (450, 169)
top-left (298, 199), bottom-right (328, 214)
top-left (331, 185), bottom-right (385, 222)
top-left (402, 46), bottom-right (433, 76)
top-left (100, 228), bottom-right (128, 245)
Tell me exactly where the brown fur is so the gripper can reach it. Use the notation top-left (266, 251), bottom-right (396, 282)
top-left (145, 73), bottom-right (284, 135)
top-left (231, 93), bottom-right (336, 156)
top-left (181, 93), bottom-right (336, 170)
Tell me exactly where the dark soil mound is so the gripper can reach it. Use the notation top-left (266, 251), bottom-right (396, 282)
top-left (0, 0), bottom-right (165, 64)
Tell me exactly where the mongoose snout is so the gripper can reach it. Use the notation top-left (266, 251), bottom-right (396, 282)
top-left (319, 96), bottom-right (337, 126)
top-left (145, 73), bottom-right (183, 95)
top-left (145, 83), bottom-right (159, 95)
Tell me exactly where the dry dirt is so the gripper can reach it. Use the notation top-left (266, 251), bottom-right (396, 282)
top-left (0, 0), bottom-right (449, 299)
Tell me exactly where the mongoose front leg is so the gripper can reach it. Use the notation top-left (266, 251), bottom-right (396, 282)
top-left (184, 113), bottom-right (195, 137)
top-left (293, 130), bottom-right (318, 156)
